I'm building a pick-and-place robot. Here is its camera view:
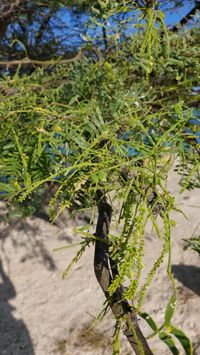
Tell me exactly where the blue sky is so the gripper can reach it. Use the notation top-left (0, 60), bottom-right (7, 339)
top-left (163, 1), bottom-right (195, 25)
top-left (51, 1), bottom-right (197, 48)
top-left (7, 1), bottom-right (198, 51)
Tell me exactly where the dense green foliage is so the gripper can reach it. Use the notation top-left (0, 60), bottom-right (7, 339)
top-left (0, 1), bottom-right (200, 354)
top-left (1, 29), bottom-right (199, 210)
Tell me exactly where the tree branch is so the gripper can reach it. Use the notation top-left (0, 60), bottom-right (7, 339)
top-left (34, 10), bottom-right (53, 48)
top-left (0, 0), bottom-right (25, 19)
top-left (0, 51), bottom-right (82, 67)
top-left (171, 1), bottom-right (200, 31)
top-left (102, 25), bottom-right (108, 55)
top-left (94, 191), bottom-right (153, 355)
top-left (0, 0), bottom-right (26, 37)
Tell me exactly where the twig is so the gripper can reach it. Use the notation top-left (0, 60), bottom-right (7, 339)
top-left (0, 0), bottom-right (25, 19)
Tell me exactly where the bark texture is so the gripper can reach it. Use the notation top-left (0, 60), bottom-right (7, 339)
top-left (94, 192), bottom-right (153, 355)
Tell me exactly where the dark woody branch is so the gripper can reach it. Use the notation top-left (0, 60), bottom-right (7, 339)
top-left (94, 190), bottom-right (153, 355)
top-left (171, 1), bottom-right (200, 31)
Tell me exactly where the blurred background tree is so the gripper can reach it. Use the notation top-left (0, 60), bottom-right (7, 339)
top-left (0, 0), bottom-right (200, 62)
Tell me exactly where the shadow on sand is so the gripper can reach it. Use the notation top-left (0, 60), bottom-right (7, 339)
top-left (0, 215), bottom-right (56, 271)
top-left (0, 259), bottom-right (35, 354)
top-left (172, 264), bottom-right (200, 296)
top-left (0, 203), bottom-right (57, 354)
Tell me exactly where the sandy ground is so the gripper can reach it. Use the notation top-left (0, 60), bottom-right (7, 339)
top-left (0, 169), bottom-right (200, 355)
